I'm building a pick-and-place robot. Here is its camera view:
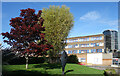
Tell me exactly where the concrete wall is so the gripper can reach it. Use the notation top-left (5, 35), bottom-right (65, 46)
top-left (102, 53), bottom-right (112, 66)
top-left (87, 53), bottom-right (102, 65)
top-left (102, 59), bottom-right (112, 66)
top-left (103, 53), bottom-right (113, 59)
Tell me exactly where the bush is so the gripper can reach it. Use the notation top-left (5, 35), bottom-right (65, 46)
top-left (104, 69), bottom-right (116, 76)
top-left (67, 55), bottom-right (78, 64)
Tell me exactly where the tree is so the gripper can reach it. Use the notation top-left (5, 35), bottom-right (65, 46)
top-left (1, 8), bottom-right (53, 69)
top-left (41, 5), bottom-right (74, 63)
top-left (67, 55), bottom-right (78, 64)
top-left (0, 43), bottom-right (3, 49)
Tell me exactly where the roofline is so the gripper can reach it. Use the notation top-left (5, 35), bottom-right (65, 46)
top-left (103, 29), bottom-right (117, 32)
top-left (67, 34), bottom-right (104, 39)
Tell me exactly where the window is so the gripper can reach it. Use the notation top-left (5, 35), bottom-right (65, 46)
top-left (66, 40), bottom-right (68, 43)
top-left (100, 36), bottom-right (102, 40)
top-left (81, 44), bottom-right (84, 47)
top-left (69, 39), bottom-right (73, 43)
top-left (91, 43), bottom-right (102, 47)
top-left (79, 50), bottom-right (89, 53)
top-left (74, 39), bottom-right (78, 42)
top-left (81, 50), bottom-right (87, 53)
top-left (87, 50), bottom-right (89, 53)
top-left (81, 38), bottom-right (83, 41)
top-left (68, 45), bottom-right (73, 48)
top-left (83, 38), bottom-right (86, 41)
top-left (87, 44), bottom-right (89, 47)
top-left (91, 49), bottom-right (96, 53)
top-left (80, 58), bottom-right (86, 62)
top-left (79, 44), bottom-right (81, 47)
top-left (65, 46), bottom-right (68, 48)
top-left (96, 43), bottom-right (99, 46)
top-left (91, 43), bottom-right (97, 47)
top-left (91, 43), bottom-right (94, 47)
top-left (74, 44), bottom-right (78, 48)
top-left (78, 38), bottom-right (89, 42)
top-left (87, 38), bottom-right (89, 41)
top-left (79, 44), bottom-right (89, 47)
top-left (68, 51), bottom-right (71, 54)
top-left (91, 37), bottom-right (94, 41)
top-left (97, 49), bottom-right (102, 53)
top-left (99, 42), bottom-right (103, 46)
top-left (79, 50), bottom-right (81, 53)
top-left (79, 38), bottom-right (82, 42)
top-left (90, 36), bottom-right (102, 41)
top-left (73, 50), bottom-right (77, 54)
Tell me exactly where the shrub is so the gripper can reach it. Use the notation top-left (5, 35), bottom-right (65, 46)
top-left (104, 69), bottom-right (116, 76)
top-left (67, 55), bottom-right (78, 64)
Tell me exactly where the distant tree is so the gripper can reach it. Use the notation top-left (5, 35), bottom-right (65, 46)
top-left (41, 5), bottom-right (74, 63)
top-left (1, 8), bottom-right (53, 69)
top-left (67, 55), bottom-right (78, 64)
top-left (2, 48), bottom-right (17, 65)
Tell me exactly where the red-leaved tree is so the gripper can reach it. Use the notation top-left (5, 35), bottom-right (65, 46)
top-left (1, 8), bottom-right (53, 69)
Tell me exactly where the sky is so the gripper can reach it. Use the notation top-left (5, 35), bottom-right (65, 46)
top-left (1, 2), bottom-right (118, 48)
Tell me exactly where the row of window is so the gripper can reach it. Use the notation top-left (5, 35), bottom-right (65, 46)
top-left (66, 36), bottom-right (102, 43)
top-left (68, 49), bottom-right (102, 54)
top-left (91, 36), bottom-right (102, 41)
top-left (66, 42), bottom-right (103, 48)
top-left (91, 49), bottom-right (102, 53)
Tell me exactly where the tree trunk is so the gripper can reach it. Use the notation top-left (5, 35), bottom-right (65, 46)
top-left (25, 56), bottom-right (28, 69)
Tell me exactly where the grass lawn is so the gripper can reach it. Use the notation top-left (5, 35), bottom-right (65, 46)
top-left (3, 63), bottom-right (105, 76)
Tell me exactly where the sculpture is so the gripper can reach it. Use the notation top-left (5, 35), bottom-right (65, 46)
top-left (60, 50), bottom-right (68, 75)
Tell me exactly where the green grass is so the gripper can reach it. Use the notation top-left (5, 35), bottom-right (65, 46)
top-left (3, 63), bottom-right (104, 76)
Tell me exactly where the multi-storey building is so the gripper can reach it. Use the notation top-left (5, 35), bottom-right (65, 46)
top-left (118, 3), bottom-right (120, 51)
top-left (103, 30), bottom-right (118, 52)
top-left (64, 30), bottom-right (118, 66)
top-left (119, 21), bottom-right (120, 50)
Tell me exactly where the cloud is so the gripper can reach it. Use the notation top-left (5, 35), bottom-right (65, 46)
top-left (79, 11), bottom-right (118, 28)
top-left (80, 11), bottom-right (100, 21)
top-left (99, 20), bottom-right (118, 27)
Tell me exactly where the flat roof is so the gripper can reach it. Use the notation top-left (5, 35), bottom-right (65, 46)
top-left (67, 34), bottom-right (104, 39)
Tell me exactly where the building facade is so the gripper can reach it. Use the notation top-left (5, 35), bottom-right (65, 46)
top-left (118, 2), bottom-right (120, 51)
top-left (118, 21), bottom-right (120, 51)
top-left (65, 34), bottom-right (104, 54)
top-left (64, 30), bottom-right (118, 66)
top-left (103, 30), bottom-right (118, 52)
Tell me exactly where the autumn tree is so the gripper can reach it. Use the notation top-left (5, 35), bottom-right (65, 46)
top-left (41, 5), bottom-right (74, 63)
top-left (1, 8), bottom-right (53, 69)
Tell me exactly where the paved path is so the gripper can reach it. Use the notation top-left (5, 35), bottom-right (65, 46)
top-left (86, 65), bottom-right (120, 74)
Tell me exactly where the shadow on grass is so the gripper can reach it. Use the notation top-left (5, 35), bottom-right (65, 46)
top-left (33, 63), bottom-right (62, 69)
top-left (64, 70), bottom-right (74, 74)
top-left (2, 63), bottom-right (62, 76)
top-left (3, 70), bottom-right (62, 76)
